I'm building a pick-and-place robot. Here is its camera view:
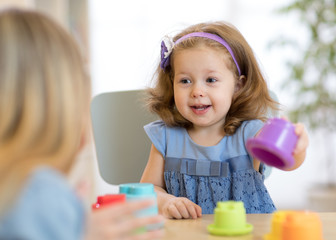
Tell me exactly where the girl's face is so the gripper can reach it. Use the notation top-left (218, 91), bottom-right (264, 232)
top-left (173, 46), bottom-right (240, 131)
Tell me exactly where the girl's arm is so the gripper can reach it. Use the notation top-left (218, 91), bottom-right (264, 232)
top-left (283, 122), bottom-right (309, 171)
top-left (140, 144), bottom-right (202, 219)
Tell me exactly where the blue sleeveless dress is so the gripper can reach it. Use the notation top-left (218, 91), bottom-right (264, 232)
top-left (144, 120), bottom-right (276, 214)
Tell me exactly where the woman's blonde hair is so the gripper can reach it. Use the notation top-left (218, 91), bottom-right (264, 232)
top-left (147, 21), bottom-right (279, 134)
top-left (0, 9), bottom-right (91, 215)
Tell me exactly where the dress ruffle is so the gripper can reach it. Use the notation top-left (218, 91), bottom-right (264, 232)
top-left (164, 169), bottom-right (276, 214)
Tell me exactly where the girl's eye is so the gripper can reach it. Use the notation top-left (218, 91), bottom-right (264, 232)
top-left (180, 79), bottom-right (191, 84)
top-left (206, 78), bottom-right (217, 83)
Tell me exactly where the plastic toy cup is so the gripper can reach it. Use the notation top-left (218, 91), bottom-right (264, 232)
top-left (246, 118), bottom-right (298, 170)
top-left (207, 201), bottom-right (253, 236)
top-left (119, 183), bottom-right (158, 217)
top-left (282, 211), bottom-right (324, 240)
top-left (264, 211), bottom-right (291, 240)
top-left (92, 194), bottom-right (126, 210)
top-left (119, 183), bottom-right (162, 231)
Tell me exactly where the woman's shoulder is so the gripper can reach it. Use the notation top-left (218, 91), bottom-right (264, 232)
top-left (0, 167), bottom-right (84, 239)
top-left (26, 167), bottom-right (80, 201)
top-left (27, 167), bottom-right (84, 212)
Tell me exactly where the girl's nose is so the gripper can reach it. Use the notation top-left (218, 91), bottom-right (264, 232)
top-left (191, 85), bottom-right (205, 98)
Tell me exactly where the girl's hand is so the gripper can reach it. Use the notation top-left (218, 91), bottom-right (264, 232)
top-left (284, 121), bottom-right (309, 171)
top-left (85, 199), bottom-right (164, 240)
top-left (161, 197), bottom-right (202, 219)
top-left (293, 122), bottom-right (309, 157)
top-left (279, 117), bottom-right (309, 171)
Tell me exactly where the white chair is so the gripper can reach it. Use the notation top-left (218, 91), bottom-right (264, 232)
top-left (90, 90), bottom-right (157, 185)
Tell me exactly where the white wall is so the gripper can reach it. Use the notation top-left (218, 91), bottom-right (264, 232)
top-left (89, 0), bottom-right (238, 95)
top-left (89, 0), bottom-right (327, 210)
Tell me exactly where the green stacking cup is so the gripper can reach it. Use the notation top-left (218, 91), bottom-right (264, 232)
top-left (207, 201), bottom-right (253, 236)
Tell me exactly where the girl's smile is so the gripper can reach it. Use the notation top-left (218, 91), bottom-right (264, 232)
top-left (190, 104), bottom-right (211, 115)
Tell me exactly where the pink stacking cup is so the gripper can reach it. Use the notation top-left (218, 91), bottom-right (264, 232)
top-left (246, 118), bottom-right (298, 170)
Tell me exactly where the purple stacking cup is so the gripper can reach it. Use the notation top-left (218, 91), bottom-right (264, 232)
top-left (246, 118), bottom-right (298, 170)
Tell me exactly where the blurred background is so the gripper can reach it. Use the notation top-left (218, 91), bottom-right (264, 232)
top-left (1, 0), bottom-right (335, 211)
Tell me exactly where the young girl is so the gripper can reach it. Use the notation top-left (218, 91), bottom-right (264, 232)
top-left (140, 21), bottom-right (309, 219)
top-left (0, 8), bottom-right (163, 239)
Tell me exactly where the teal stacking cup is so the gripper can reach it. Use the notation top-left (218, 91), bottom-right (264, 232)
top-left (119, 183), bottom-right (162, 231)
top-left (208, 201), bottom-right (253, 236)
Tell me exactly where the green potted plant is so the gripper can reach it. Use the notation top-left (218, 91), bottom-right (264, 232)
top-left (272, 0), bottom-right (336, 210)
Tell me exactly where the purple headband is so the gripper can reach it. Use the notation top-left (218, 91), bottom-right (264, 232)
top-left (160, 32), bottom-right (241, 76)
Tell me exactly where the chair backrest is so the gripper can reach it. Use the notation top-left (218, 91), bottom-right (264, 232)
top-left (90, 90), bottom-right (157, 184)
